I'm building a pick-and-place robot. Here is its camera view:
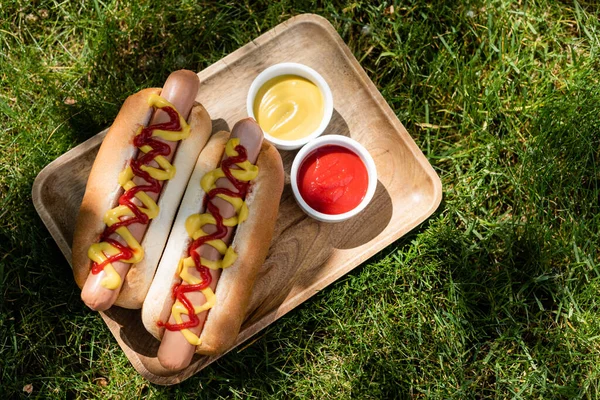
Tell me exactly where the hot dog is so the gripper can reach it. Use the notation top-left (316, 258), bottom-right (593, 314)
top-left (72, 70), bottom-right (212, 311)
top-left (142, 118), bottom-right (284, 370)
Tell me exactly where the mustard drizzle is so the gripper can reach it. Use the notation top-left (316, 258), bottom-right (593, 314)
top-left (172, 138), bottom-right (258, 345)
top-left (87, 94), bottom-right (190, 290)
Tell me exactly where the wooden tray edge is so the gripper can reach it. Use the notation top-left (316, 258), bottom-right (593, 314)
top-left (32, 129), bottom-right (108, 264)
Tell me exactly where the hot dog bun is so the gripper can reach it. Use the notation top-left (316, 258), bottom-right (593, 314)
top-left (141, 128), bottom-right (284, 357)
top-left (72, 73), bottom-right (212, 309)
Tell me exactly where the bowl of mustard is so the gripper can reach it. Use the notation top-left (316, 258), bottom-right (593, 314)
top-left (247, 63), bottom-right (333, 150)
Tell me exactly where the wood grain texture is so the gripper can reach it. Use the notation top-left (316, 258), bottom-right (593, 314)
top-left (32, 14), bottom-right (442, 385)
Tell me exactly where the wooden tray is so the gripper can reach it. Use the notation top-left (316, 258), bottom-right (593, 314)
top-left (32, 14), bottom-right (442, 385)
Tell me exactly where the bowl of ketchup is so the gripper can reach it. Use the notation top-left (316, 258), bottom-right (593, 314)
top-left (291, 135), bottom-right (377, 222)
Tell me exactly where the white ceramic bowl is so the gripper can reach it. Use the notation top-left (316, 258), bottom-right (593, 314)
top-left (290, 135), bottom-right (377, 222)
top-left (247, 62), bottom-right (333, 151)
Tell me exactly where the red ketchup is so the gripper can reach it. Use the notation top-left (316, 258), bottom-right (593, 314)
top-left (297, 145), bottom-right (368, 215)
top-left (91, 106), bottom-right (182, 274)
top-left (159, 144), bottom-right (250, 332)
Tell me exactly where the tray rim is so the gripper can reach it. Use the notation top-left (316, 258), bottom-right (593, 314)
top-left (32, 129), bottom-right (108, 262)
top-left (32, 13), bottom-right (442, 385)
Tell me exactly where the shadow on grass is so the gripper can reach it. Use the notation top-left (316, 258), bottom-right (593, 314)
top-left (442, 222), bottom-right (559, 339)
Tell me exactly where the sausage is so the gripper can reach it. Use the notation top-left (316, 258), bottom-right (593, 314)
top-left (157, 119), bottom-right (263, 370)
top-left (80, 70), bottom-right (200, 311)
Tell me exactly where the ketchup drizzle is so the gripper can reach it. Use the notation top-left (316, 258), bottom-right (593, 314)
top-left (92, 106), bottom-right (182, 273)
top-left (159, 144), bottom-right (250, 331)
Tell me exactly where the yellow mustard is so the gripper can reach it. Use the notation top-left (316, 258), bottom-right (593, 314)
top-left (253, 74), bottom-right (324, 141)
top-left (171, 137), bottom-right (259, 345)
top-left (87, 94), bottom-right (190, 290)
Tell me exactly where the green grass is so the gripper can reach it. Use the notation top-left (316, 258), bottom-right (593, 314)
top-left (1, 0), bottom-right (599, 398)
